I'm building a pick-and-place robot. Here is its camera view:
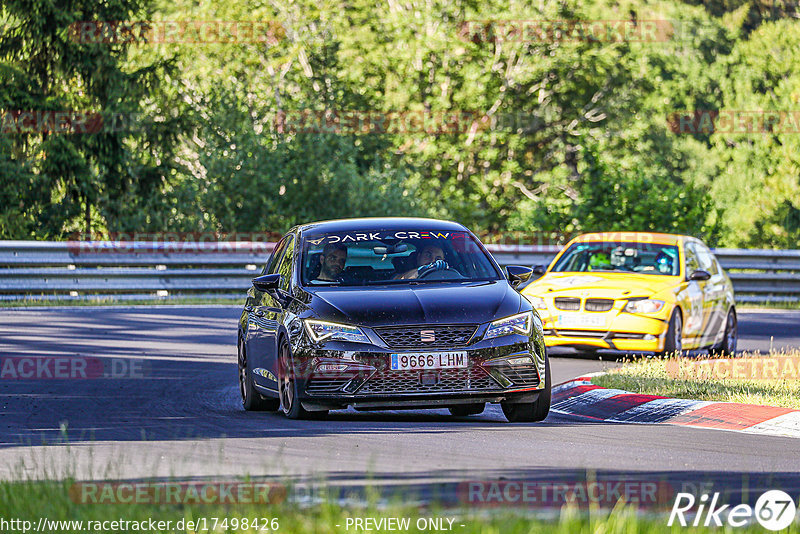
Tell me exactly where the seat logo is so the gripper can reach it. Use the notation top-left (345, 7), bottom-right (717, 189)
top-left (420, 330), bottom-right (435, 342)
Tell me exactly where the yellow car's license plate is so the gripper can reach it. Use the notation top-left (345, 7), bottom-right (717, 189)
top-left (390, 351), bottom-right (467, 370)
top-left (556, 314), bottom-right (606, 328)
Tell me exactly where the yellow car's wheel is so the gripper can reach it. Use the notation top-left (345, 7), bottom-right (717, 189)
top-left (715, 308), bottom-right (738, 356)
top-left (660, 308), bottom-right (683, 356)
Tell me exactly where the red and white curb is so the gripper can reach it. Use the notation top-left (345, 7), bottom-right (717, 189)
top-left (552, 373), bottom-right (800, 439)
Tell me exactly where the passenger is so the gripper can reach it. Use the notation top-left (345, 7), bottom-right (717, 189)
top-left (654, 250), bottom-right (675, 275)
top-left (315, 243), bottom-right (347, 282)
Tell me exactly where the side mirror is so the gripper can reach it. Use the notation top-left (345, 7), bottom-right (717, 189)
top-left (532, 265), bottom-right (546, 276)
top-left (253, 273), bottom-right (280, 292)
top-left (506, 265), bottom-right (533, 288)
top-left (689, 269), bottom-right (711, 281)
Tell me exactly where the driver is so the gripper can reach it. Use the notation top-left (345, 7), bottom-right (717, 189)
top-left (588, 251), bottom-right (611, 271)
top-left (396, 244), bottom-right (448, 279)
top-left (315, 243), bottom-right (347, 282)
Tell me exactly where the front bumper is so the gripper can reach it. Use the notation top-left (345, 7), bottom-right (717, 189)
top-left (292, 337), bottom-right (545, 409)
top-left (538, 309), bottom-right (669, 351)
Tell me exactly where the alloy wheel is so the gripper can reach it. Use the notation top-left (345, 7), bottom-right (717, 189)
top-left (279, 343), bottom-right (293, 415)
top-left (674, 313), bottom-right (683, 354)
top-left (238, 339), bottom-right (248, 404)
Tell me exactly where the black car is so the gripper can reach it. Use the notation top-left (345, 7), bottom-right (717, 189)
top-left (237, 218), bottom-right (551, 422)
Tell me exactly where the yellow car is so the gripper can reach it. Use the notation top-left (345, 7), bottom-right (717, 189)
top-left (521, 232), bottom-right (737, 354)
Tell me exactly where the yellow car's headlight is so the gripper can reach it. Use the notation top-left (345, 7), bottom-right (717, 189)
top-left (525, 295), bottom-right (548, 311)
top-left (624, 299), bottom-right (665, 314)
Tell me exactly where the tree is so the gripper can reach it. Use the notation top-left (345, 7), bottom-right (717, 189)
top-left (0, 0), bottom-right (188, 238)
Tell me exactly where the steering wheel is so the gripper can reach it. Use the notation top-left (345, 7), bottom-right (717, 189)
top-left (420, 268), bottom-right (463, 280)
top-left (416, 265), bottom-right (463, 280)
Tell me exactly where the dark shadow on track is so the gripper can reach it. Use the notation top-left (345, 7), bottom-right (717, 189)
top-left (0, 356), bottom-right (613, 449)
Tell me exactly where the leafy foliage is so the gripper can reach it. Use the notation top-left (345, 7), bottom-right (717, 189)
top-left (2, 0), bottom-right (799, 246)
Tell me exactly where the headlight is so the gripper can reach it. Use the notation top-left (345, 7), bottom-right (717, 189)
top-left (624, 299), bottom-right (665, 314)
top-left (525, 295), bottom-right (548, 311)
top-left (304, 320), bottom-right (370, 343)
top-left (485, 312), bottom-right (533, 339)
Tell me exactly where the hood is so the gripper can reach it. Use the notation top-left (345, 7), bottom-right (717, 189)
top-left (306, 281), bottom-right (523, 326)
top-left (523, 272), bottom-right (677, 300)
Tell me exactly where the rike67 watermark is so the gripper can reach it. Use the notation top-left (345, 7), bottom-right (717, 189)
top-left (669, 490), bottom-right (798, 530)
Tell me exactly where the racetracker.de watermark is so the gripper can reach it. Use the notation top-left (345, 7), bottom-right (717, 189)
top-left (666, 356), bottom-right (800, 381)
top-left (459, 19), bottom-right (675, 43)
top-left (667, 110), bottom-right (800, 134)
top-left (273, 110), bottom-right (544, 134)
top-left (1, 111), bottom-right (145, 135)
top-left (66, 232), bottom-right (279, 255)
top-left (458, 479), bottom-right (674, 509)
top-left (0, 356), bottom-right (149, 379)
top-left (70, 481), bottom-right (286, 505)
top-left (68, 20), bottom-right (284, 44)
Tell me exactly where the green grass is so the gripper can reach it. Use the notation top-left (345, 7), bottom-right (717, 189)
top-left (594, 349), bottom-right (800, 409)
top-left (1, 478), bottom-right (794, 533)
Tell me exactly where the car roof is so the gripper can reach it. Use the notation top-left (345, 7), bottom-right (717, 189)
top-left (297, 217), bottom-right (469, 235)
top-left (567, 232), bottom-right (686, 246)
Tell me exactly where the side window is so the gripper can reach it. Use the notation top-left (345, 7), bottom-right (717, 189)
top-left (684, 242), bottom-right (700, 278)
top-left (277, 236), bottom-right (295, 292)
top-left (264, 237), bottom-right (289, 275)
top-left (696, 244), bottom-right (718, 275)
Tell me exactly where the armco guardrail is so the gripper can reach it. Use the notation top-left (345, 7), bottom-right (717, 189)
top-left (0, 241), bottom-right (798, 302)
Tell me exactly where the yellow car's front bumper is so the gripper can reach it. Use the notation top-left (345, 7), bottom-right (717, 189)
top-left (538, 310), bottom-right (671, 352)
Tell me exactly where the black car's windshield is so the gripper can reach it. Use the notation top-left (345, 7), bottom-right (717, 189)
top-left (300, 229), bottom-right (502, 286)
top-left (552, 242), bottom-right (680, 276)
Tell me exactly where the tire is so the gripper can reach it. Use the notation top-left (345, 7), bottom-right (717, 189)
top-left (277, 338), bottom-right (318, 420)
top-left (660, 308), bottom-right (683, 357)
top-left (238, 338), bottom-right (279, 411)
top-left (448, 403), bottom-right (485, 417)
top-left (502, 356), bottom-right (551, 423)
top-left (716, 308), bottom-right (738, 356)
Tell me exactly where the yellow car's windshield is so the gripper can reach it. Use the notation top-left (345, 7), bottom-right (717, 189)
top-left (552, 242), bottom-right (680, 276)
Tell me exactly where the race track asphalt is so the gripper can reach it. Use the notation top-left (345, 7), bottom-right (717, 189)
top-left (0, 306), bottom-right (799, 495)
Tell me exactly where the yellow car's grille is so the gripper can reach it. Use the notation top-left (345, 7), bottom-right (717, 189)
top-left (585, 298), bottom-right (614, 312)
top-left (554, 297), bottom-right (580, 311)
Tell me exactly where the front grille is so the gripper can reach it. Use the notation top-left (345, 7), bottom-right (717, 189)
top-left (554, 297), bottom-right (581, 311)
top-left (556, 329), bottom-right (607, 338)
top-left (585, 298), bottom-right (614, 312)
top-left (356, 367), bottom-right (500, 394)
top-left (374, 324), bottom-right (477, 349)
top-left (494, 363), bottom-right (540, 387)
top-left (306, 376), bottom-right (353, 394)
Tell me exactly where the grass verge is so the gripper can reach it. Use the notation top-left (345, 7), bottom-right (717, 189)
top-left (594, 349), bottom-right (800, 409)
top-left (739, 301), bottom-right (800, 311)
top-left (1, 478), bottom-right (794, 533)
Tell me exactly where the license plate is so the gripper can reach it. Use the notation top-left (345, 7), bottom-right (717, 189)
top-left (556, 314), bottom-right (606, 328)
top-left (390, 351), bottom-right (467, 371)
